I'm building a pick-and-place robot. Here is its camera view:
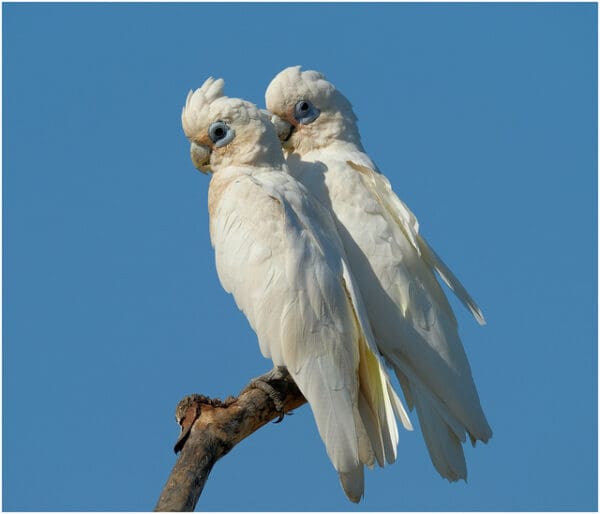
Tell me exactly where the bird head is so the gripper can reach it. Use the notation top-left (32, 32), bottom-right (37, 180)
top-left (265, 66), bottom-right (361, 154)
top-left (181, 77), bottom-right (284, 174)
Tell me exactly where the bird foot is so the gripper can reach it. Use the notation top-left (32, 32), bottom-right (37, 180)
top-left (243, 367), bottom-right (291, 423)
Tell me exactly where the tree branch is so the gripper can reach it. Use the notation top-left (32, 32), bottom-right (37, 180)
top-left (154, 369), bottom-right (307, 512)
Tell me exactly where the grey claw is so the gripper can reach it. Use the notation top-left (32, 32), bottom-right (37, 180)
top-left (243, 367), bottom-right (290, 422)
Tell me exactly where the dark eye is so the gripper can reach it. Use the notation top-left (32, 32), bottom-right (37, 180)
top-left (208, 121), bottom-right (235, 147)
top-left (294, 99), bottom-right (320, 125)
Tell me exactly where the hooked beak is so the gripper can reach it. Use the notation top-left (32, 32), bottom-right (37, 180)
top-left (190, 142), bottom-right (211, 174)
top-left (266, 111), bottom-right (294, 145)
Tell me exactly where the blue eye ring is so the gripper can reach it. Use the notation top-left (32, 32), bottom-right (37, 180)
top-left (208, 121), bottom-right (235, 147)
top-left (294, 99), bottom-right (320, 125)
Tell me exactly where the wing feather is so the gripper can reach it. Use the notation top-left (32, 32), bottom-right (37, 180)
top-left (287, 150), bottom-right (492, 481)
top-left (417, 235), bottom-right (486, 325)
top-left (346, 159), bottom-right (485, 325)
top-left (339, 159), bottom-right (491, 439)
top-left (210, 169), bottom-right (409, 502)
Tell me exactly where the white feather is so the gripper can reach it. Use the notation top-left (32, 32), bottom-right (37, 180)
top-left (266, 66), bottom-right (492, 482)
top-left (183, 83), bottom-right (410, 502)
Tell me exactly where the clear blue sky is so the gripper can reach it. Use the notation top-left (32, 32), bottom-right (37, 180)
top-left (3, 2), bottom-right (597, 511)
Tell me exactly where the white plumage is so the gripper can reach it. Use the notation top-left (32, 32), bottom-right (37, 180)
top-left (265, 66), bottom-right (492, 482)
top-left (181, 78), bottom-right (411, 502)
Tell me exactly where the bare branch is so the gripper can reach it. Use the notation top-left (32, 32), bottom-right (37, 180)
top-left (154, 369), bottom-right (306, 512)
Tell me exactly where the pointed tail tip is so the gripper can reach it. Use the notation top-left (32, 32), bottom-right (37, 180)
top-left (339, 468), bottom-right (364, 504)
top-left (470, 303), bottom-right (486, 326)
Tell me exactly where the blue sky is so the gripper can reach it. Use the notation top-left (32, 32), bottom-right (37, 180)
top-left (3, 2), bottom-right (597, 511)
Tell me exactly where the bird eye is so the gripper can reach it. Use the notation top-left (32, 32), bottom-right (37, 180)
top-left (208, 121), bottom-right (235, 147)
top-left (294, 99), bottom-right (320, 125)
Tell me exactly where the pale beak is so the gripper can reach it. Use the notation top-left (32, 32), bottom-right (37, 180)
top-left (190, 142), bottom-right (211, 174)
top-left (267, 112), bottom-right (294, 143)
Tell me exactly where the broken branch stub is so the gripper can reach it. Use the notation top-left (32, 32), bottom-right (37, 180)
top-left (155, 370), bottom-right (306, 512)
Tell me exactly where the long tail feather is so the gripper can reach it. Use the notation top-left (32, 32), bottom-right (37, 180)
top-left (411, 382), bottom-right (467, 481)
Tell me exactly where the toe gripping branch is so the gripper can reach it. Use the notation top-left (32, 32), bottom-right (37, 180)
top-left (242, 366), bottom-right (295, 423)
top-left (172, 367), bottom-right (302, 455)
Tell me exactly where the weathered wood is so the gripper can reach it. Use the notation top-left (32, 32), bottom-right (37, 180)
top-left (154, 370), bottom-right (306, 512)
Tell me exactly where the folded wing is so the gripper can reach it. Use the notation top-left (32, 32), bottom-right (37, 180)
top-left (330, 157), bottom-right (492, 480)
top-left (209, 170), bottom-right (411, 501)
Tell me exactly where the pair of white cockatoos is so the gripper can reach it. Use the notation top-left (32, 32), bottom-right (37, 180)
top-left (181, 66), bottom-right (492, 503)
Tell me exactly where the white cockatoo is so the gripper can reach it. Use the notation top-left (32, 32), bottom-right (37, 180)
top-left (181, 77), bottom-right (413, 502)
top-left (265, 66), bottom-right (492, 482)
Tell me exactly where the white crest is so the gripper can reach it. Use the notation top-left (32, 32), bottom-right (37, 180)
top-left (181, 77), bottom-right (226, 138)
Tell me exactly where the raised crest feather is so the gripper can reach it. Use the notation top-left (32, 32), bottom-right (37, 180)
top-left (181, 77), bottom-right (226, 138)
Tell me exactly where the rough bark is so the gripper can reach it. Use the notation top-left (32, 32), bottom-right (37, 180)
top-left (154, 370), bottom-right (306, 512)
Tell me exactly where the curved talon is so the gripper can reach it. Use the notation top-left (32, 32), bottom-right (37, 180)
top-left (243, 369), bottom-right (288, 422)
